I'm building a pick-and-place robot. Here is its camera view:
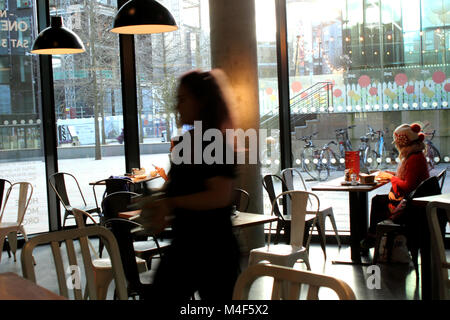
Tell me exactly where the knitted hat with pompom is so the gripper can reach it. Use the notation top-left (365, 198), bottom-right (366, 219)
top-left (393, 123), bottom-right (425, 147)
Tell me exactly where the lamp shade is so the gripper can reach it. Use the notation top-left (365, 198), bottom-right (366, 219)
top-left (110, 0), bottom-right (178, 34)
top-left (31, 17), bottom-right (85, 55)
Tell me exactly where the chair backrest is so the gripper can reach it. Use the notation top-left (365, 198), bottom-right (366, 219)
top-left (436, 169), bottom-right (447, 192)
top-left (281, 168), bottom-right (315, 208)
top-left (408, 175), bottom-right (441, 200)
top-left (72, 208), bottom-right (101, 259)
top-left (101, 191), bottom-right (140, 221)
top-left (403, 176), bottom-right (442, 249)
top-left (92, 178), bottom-right (133, 210)
top-left (233, 188), bottom-right (250, 212)
top-left (0, 182), bottom-right (33, 224)
top-left (262, 174), bottom-right (288, 219)
top-left (268, 190), bottom-right (319, 248)
top-left (0, 179), bottom-right (12, 214)
top-left (48, 172), bottom-right (87, 210)
top-left (233, 263), bottom-right (356, 300)
top-left (104, 218), bottom-right (147, 294)
top-left (281, 168), bottom-right (308, 192)
top-left (426, 201), bottom-right (450, 300)
top-left (20, 226), bottom-right (128, 300)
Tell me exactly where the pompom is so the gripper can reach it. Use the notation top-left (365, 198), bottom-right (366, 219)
top-left (418, 132), bottom-right (425, 142)
top-left (411, 123), bottom-right (421, 133)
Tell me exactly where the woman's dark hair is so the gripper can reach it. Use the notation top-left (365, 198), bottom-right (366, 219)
top-left (178, 70), bottom-right (233, 132)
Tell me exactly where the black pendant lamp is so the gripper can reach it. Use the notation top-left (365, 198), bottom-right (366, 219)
top-left (110, 0), bottom-right (178, 34)
top-left (31, 16), bottom-right (85, 55)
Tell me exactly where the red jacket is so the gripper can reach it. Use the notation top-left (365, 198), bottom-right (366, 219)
top-left (390, 152), bottom-right (429, 197)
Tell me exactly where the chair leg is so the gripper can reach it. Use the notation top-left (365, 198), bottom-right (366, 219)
top-left (316, 215), bottom-right (327, 259)
top-left (7, 232), bottom-right (17, 262)
top-left (0, 234), bottom-right (5, 264)
top-left (98, 239), bottom-right (104, 258)
top-left (94, 269), bottom-right (114, 300)
top-left (327, 211), bottom-right (341, 248)
top-left (373, 230), bottom-right (384, 264)
top-left (410, 247), bottom-right (419, 282)
top-left (303, 220), bottom-right (313, 248)
top-left (4, 240), bottom-right (11, 258)
top-left (302, 253), bottom-right (311, 271)
top-left (385, 233), bottom-right (395, 263)
top-left (19, 227), bottom-right (35, 265)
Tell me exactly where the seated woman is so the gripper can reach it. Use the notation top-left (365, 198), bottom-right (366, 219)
top-left (360, 122), bottom-right (429, 251)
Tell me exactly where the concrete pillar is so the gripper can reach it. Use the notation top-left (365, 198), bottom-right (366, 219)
top-left (209, 0), bottom-right (264, 251)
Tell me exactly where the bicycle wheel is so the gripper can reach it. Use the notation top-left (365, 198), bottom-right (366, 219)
top-left (427, 144), bottom-right (441, 169)
top-left (316, 149), bottom-right (330, 181)
top-left (317, 163), bottom-right (330, 181)
top-left (375, 143), bottom-right (387, 168)
top-left (430, 144), bottom-right (441, 164)
top-left (328, 149), bottom-right (341, 171)
top-left (365, 149), bottom-right (378, 170)
top-left (301, 148), bottom-right (317, 180)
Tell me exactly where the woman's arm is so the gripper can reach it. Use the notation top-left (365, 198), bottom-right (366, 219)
top-left (390, 154), bottom-right (428, 195)
top-left (170, 176), bottom-right (234, 211)
top-left (140, 176), bottom-right (234, 234)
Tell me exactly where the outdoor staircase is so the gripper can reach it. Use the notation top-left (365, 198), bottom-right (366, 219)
top-left (260, 82), bottom-right (333, 137)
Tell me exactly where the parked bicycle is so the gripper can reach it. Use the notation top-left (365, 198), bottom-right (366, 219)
top-left (358, 125), bottom-right (386, 170)
top-left (299, 132), bottom-right (329, 181)
top-left (424, 129), bottom-right (441, 169)
top-left (333, 125), bottom-right (355, 169)
top-left (318, 140), bottom-right (340, 174)
top-left (420, 122), bottom-right (441, 170)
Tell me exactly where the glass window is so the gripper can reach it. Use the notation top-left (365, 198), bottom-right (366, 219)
top-left (0, 0), bottom-right (48, 234)
top-left (285, 0), bottom-right (450, 234)
top-left (135, 0), bottom-right (211, 190)
top-left (422, 0), bottom-right (448, 65)
top-left (255, 0), bottom-right (281, 215)
top-left (50, 0), bottom-right (125, 227)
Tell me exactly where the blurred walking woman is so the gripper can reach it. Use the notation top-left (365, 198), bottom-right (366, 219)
top-left (146, 69), bottom-right (240, 301)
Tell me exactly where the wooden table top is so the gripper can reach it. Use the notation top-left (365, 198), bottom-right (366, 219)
top-left (412, 193), bottom-right (450, 206)
top-left (311, 176), bottom-right (389, 192)
top-left (118, 210), bottom-right (277, 229)
top-left (231, 212), bottom-right (278, 228)
top-left (0, 272), bottom-right (66, 300)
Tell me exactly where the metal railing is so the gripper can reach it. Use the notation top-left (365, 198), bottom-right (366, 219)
top-left (260, 82), bottom-right (333, 132)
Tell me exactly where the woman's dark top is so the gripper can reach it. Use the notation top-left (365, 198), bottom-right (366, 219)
top-left (166, 129), bottom-right (238, 244)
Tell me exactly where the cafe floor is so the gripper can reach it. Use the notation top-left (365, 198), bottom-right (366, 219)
top-left (0, 240), bottom-right (423, 300)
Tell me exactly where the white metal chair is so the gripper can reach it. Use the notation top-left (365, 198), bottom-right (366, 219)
top-left (0, 182), bottom-right (33, 263)
top-left (233, 263), bottom-right (356, 300)
top-left (72, 208), bottom-right (148, 300)
top-left (21, 225), bottom-right (128, 300)
top-left (426, 201), bottom-right (450, 300)
top-left (281, 168), bottom-right (341, 258)
top-left (249, 190), bottom-right (319, 270)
